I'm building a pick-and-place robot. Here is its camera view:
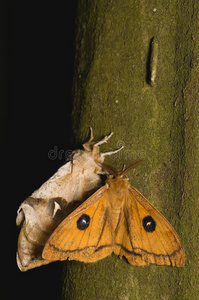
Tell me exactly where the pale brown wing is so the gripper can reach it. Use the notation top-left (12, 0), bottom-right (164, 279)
top-left (115, 184), bottom-right (185, 267)
top-left (42, 185), bottom-right (114, 263)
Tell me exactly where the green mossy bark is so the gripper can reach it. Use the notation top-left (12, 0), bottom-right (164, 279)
top-left (62, 1), bottom-right (199, 299)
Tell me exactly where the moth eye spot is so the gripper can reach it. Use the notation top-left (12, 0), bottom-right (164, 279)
top-left (77, 214), bottom-right (90, 230)
top-left (143, 216), bottom-right (156, 232)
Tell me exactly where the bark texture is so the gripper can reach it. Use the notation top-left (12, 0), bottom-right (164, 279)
top-left (62, 1), bottom-right (199, 299)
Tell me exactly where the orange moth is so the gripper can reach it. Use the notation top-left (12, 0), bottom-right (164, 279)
top-left (43, 164), bottom-right (185, 267)
top-left (16, 129), bottom-right (123, 271)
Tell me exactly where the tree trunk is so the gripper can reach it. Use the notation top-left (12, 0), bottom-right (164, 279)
top-left (62, 1), bottom-right (199, 299)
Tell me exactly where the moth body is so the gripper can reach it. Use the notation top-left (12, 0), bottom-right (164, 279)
top-left (107, 177), bottom-right (127, 231)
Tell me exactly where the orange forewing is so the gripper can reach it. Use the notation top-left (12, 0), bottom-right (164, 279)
top-left (114, 186), bottom-right (184, 266)
top-left (42, 186), bottom-right (114, 262)
top-left (43, 177), bottom-right (185, 267)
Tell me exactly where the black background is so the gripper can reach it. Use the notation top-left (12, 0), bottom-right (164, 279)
top-left (1, 1), bottom-right (77, 299)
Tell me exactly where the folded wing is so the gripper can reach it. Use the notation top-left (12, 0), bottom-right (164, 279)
top-left (42, 186), bottom-right (114, 263)
top-left (115, 185), bottom-right (185, 267)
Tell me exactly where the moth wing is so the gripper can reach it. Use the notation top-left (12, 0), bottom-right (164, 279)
top-left (115, 185), bottom-right (185, 267)
top-left (42, 185), bottom-right (114, 263)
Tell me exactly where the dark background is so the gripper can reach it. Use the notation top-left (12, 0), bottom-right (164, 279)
top-left (1, 1), bottom-right (77, 299)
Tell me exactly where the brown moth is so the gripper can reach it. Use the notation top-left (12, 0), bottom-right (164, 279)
top-left (16, 129), bottom-right (123, 271)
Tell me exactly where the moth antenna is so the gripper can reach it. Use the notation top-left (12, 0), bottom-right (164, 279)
top-left (121, 164), bottom-right (126, 172)
top-left (94, 132), bottom-right (114, 147)
top-left (97, 162), bottom-right (118, 177)
top-left (102, 145), bottom-right (124, 157)
top-left (120, 160), bottom-right (144, 175)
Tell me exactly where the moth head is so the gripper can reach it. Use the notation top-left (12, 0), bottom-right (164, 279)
top-left (99, 159), bottom-right (144, 180)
